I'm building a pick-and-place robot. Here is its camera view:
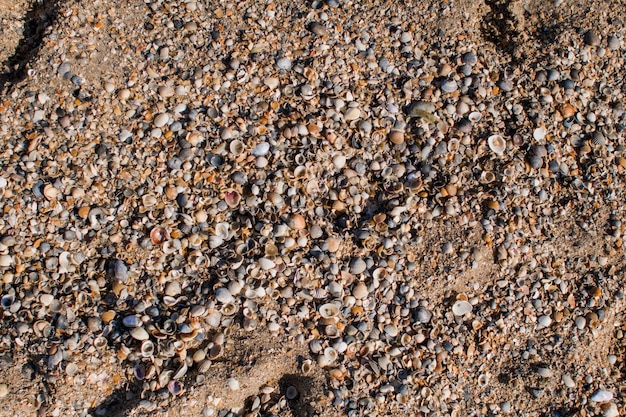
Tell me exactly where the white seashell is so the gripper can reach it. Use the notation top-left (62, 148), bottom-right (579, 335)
top-left (591, 390), bottom-right (613, 402)
top-left (258, 258), bottom-right (275, 270)
top-left (452, 300), bottom-right (473, 316)
top-left (130, 327), bottom-right (150, 341)
top-left (533, 126), bottom-right (547, 140)
top-left (488, 135), bottom-right (506, 155)
top-left (251, 142), bottom-right (270, 156)
top-left (215, 288), bottom-right (234, 304)
top-left (141, 340), bottom-right (155, 357)
top-left (229, 140), bottom-right (244, 155)
top-left (319, 303), bottom-right (340, 319)
top-left (468, 111), bottom-right (482, 122)
top-left (58, 252), bottom-right (70, 274)
top-left (227, 377), bottom-right (240, 391)
top-left (344, 107), bottom-right (361, 121)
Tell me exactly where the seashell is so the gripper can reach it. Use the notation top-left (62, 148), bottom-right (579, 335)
top-left (160, 320), bottom-right (177, 335)
top-left (150, 227), bottom-right (169, 245)
top-left (215, 288), bottom-right (234, 304)
top-left (123, 315), bottom-right (141, 328)
top-left (344, 107), bottom-right (361, 121)
top-left (1, 294), bottom-right (15, 308)
top-left (130, 327), bottom-right (150, 341)
top-left (190, 359), bottom-right (210, 376)
top-left (258, 257), bottom-right (276, 270)
top-left (388, 130), bottom-right (405, 145)
top-left (158, 370), bottom-right (173, 388)
top-left (288, 213), bottom-right (306, 230)
top-left (141, 340), bottom-right (155, 357)
top-left (319, 303), bottom-right (340, 319)
top-left (162, 295), bottom-right (180, 306)
top-left (301, 359), bottom-right (313, 375)
top-left (468, 111), bottom-right (482, 122)
top-left (251, 142), bottom-right (270, 156)
top-left (142, 195), bottom-right (157, 207)
top-left (452, 300), bottom-right (473, 316)
top-left (173, 363), bottom-right (188, 380)
top-left (533, 126), bottom-right (547, 140)
top-left (440, 79), bottom-right (458, 93)
top-left (590, 390), bottom-right (613, 402)
top-left (224, 190), bottom-right (241, 208)
top-left (487, 135), bottom-right (506, 155)
top-left (58, 252), bottom-right (70, 274)
top-left (167, 380), bottom-right (183, 395)
top-left (221, 302), bottom-right (238, 316)
top-left (93, 336), bottom-right (108, 350)
top-left (43, 184), bottom-right (59, 200)
top-left (353, 283), bottom-right (368, 299)
top-left (477, 373), bottom-right (489, 387)
top-left (134, 364), bottom-right (146, 380)
top-left (229, 140), bottom-right (244, 155)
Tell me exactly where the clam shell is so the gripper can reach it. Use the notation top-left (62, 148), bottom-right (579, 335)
top-left (319, 303), bottom-right (340, 319)
top-left (122, 315), bottom-right (141, 328)
top-left (130, 327), bottom-right (150, 341)
top-left (452, 300), bottom-right (473, 316)
top-left (224, 190), bottom-right (241, 208)
top-left (141, 340), bottom-right (155, 357)
top-left (487, 135), bottom-right (506, 155)
top-left (150, 227), bottom-right (169, 245)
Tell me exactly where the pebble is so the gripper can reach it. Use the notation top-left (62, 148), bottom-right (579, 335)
top-left (0, 384), bottom-right (7, 398)
top-left (591, 390), bottom-right (613, 402)
top-left (584, 29), bottom-right (601, 46)
top-left (562, 374), bottom-right (576, 388)
top-left (309, 22), bottom-right (327, 36)
top-left (276, 57), bottom-right (292, 70)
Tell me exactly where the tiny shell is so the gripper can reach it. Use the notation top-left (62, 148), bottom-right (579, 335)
top-left (488, 135), bottom-right (506, 155)
top-left (141, 340), bottom-right (155, 357)
top-left (452, 300), bottom-right (473, 316)
top-left (123, 315), bottom-right (141, 327)
top-left (319, 303), bottom-right (340, 319)
top-left (344, 107), bottom-right (361, 121)
top-left (43, 184), bottom-right (59, 200)
top-left (288, 213), bottom-right (306, 230)
top-left (130, 327), bottom-right (150, 341)
top-left (150, 227), bottom-right (169, 245)
top-left (533, 126), bottom-right (547, 140)
top-left (224, 190), bottom-right (241, 207)
top-left (468, 111), bottom-right (482, 122)
top-left (353, 283), bottom-right (368, 299)
top-left (389, 130), bottom-right (405, 145)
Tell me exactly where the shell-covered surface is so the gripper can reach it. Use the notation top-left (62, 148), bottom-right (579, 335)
top-left (1, 0), bottom-right (626, 416)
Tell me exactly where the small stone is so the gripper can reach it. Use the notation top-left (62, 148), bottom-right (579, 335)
top-left (607, 35), bottom-right (620, 51)
top-left (276, 57), bottom-right (292, 70)
top-left (0, 384), bottom-right (7, 398)
top-left (308, 22), bottom-right (327, 36)
top-left (584, 30), bottom-right (601, 46)
top-left (591, 390), bottom-right (613, 403)
top-left (562, 374), bottom-right (575, 388)
top-left (536, 367), bottom-right (553, 378)
top-left (461, 51), bottom-right (477, 65)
